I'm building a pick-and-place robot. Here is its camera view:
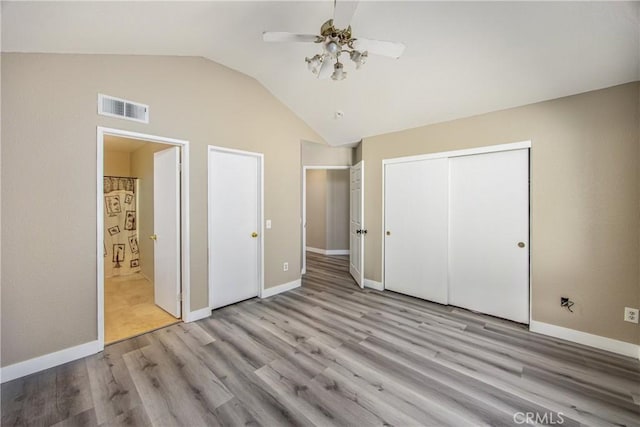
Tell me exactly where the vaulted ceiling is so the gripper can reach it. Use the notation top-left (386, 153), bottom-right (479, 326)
top-left (3, 1), bottom-right (639, 146)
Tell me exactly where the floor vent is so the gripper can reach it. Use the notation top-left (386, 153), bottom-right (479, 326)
top-left (98, 94), bottom-right (149, 123)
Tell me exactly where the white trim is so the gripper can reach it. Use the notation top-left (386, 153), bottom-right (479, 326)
top-left (261, 279), bottom-right (301, 298)
top-left (529, 320), bottom-right (640, 360)
top-left (305, 247), bottom-right (349, 255)
top-left (184, 307), bottom-right (212, 323)
top-left (305, 246), bottom-right (325, 254)
top-left (1, 341), bottom-right (100, 384)
top-left (301, 165), bottom-right (350, 275)
top-left (326, 249), bottom-right (349, 255)
top-left (364, 279), bottom-right (384, 291)
top-left (380, 159), bottom-right (385, 290)
top-left (382, 141), bottom-right (532, 166)
top-left (98, 127), bottom-right (191, 352)
top-left (208, 145), bottom-right (265, 305)
top-left (304, 165), bottom-right (351, 170)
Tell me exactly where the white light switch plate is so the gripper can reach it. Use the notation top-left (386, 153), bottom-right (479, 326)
top-left (266, 219), bottom-right (271, 229)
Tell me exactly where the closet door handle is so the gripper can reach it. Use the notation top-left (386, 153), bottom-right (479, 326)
top-left (149, 234), bottom-right (157, 241)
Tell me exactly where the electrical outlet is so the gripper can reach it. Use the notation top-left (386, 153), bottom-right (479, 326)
top-left (283, 262), bottom-right (288, 272)
top-left (624, 307), bottom-right (639, 324)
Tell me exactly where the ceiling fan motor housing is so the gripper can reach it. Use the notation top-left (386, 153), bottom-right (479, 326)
top-left (320, 19), bottom-right (353, 46)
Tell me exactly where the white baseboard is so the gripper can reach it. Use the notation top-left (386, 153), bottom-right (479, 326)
top-left (529, 320), bottom-right (640, 359)
top-left (326, 249), bottom-right (350, 255)
top-left (261, 279), bottom-right (301, 298)
top-left (306, 247), bottom-right (350, 256)
top-left (364, 279), bottom-right (384, 291)
top-left (1, 340), bottom-right (100, 384)
top-left (184, 307), bottom-right (212, 323)
top-left (306, 247), bottom-right (325, 254)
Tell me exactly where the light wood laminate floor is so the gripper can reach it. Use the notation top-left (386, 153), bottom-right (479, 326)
top-left (105, 274), bottom-right (180, 344)
top-left (3, 252), bottom-right (639, 426)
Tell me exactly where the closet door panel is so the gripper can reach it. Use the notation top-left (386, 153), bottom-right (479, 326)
top-left (384, 158), bottom-right (449, 304)
top-left (449, 149), bottom-right (529, 323)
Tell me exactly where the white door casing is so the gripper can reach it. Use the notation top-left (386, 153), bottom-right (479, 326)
top-left (384, 159), bottom-right (449, 303)
top-left (209, 147), bottom-right (262, 309)
top-left (449, 149), bottom-right (530, 323)
top-left (153, 146), bottom-right (181, 318)
top-left (349, 161), bottom-right (364, 287)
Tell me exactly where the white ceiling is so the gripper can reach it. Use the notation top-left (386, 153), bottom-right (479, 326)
top-left (3, 1), bottom-right (639, 146)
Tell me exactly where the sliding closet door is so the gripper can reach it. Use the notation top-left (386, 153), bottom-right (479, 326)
top-left (449, 149), bottom-right (529, 323)
top-left (384, 159), bottom-right (448, 304)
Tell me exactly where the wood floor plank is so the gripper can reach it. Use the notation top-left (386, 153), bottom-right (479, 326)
top-left (97, 405), bottom-right (153, 427)
top-left (212, 398), bottom-right (260, 427)
top-left (86, 351), bottom-right (142, 425)
top-left (3, 251), bottom-right (639, 427)
top-left (122, 345), bottom-right (217, 426)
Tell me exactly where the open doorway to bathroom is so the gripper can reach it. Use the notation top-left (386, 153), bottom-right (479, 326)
top-left (99, 130), bottom-right (187, 345)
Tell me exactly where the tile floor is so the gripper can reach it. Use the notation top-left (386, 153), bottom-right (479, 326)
top-left (105, 273), bottom-right (180, 344)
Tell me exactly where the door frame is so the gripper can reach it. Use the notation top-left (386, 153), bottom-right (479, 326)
top-left (381, 140), bottom-right (532, 322)
top-left (301, 165), bottom-right (351, 275)
top-left (207, 145), bottom-right (264, 306)
top-left (97, 127), bottom-right (190, 350)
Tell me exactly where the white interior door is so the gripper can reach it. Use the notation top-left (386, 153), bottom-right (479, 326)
top-left (153, 146), bottom-right (181, 318)
top-left (349, 161), bottom-right (364, 287)
top-left (209, 148), bottom-right (261, 309)
top-left (449, 149), bottom-right (529, 323)
top-left (384, 159), bottom-right (449, 303)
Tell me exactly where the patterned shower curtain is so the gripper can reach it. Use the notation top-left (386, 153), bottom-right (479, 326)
top-left (104, 177), bottom-right (141, 277)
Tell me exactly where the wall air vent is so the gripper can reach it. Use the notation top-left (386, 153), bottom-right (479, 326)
top-left (98, 94), bottom-right (149, 124)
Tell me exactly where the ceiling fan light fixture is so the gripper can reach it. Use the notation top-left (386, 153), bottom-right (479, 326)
top-left (324, 39), bottom-right (341, 56)
top-left (331, 61), bottom-right (347, 81)
top-left (263, 1), bottom-right (405, 81)
top-left (350, 50), bottom-right (368, 69)
top-left (305, 54), bottom-right (323, 74)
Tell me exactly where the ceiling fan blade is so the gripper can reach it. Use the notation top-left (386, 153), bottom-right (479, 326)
top-left (317, 58), bottom-right (333, 79)
top-left (351, 38), bottom-right (406, 59)
top-left (333, 0), bottom-right (359, 29)
top-left (263, 32), bottom-right (320, 43)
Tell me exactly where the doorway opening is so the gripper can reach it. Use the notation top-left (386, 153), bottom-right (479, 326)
top-left (97, 127), bottom-right (190, 348)
top-left (302, 166), bottom-right (356, 285)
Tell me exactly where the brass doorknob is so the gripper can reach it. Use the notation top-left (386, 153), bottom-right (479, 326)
top-left (518, 242), bottom-right (525, 248)
top-left (386, 231), bottom-right (391, 236)
top-left (149, 234), bottom-right (157, 241)
top-left (251, 232), bottom-right (258, 238)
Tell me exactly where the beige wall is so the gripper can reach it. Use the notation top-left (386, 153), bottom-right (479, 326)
top-left (301, 140), bottom-right (352, 166)
top-left (362, 82), bottom-right (640, 345)
top-left (130, 142), bottom-right (168, 282)
top-left (1, 53), bottom-right (324, 366)
top-left (326, 169), bottom-right (349, 250)
top-left (352, 142), bottom-right (362, 164)
top-left (306, 169), bottom-right (327, 250)
top-left (103, 150), bottom-right (131, 177)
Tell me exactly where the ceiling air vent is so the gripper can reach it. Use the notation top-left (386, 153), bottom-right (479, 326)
top-left (98, 94), bottom-right (149, 124)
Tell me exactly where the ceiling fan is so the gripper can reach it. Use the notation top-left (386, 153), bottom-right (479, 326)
top-left (263, 1), bottom-right (406, 81)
